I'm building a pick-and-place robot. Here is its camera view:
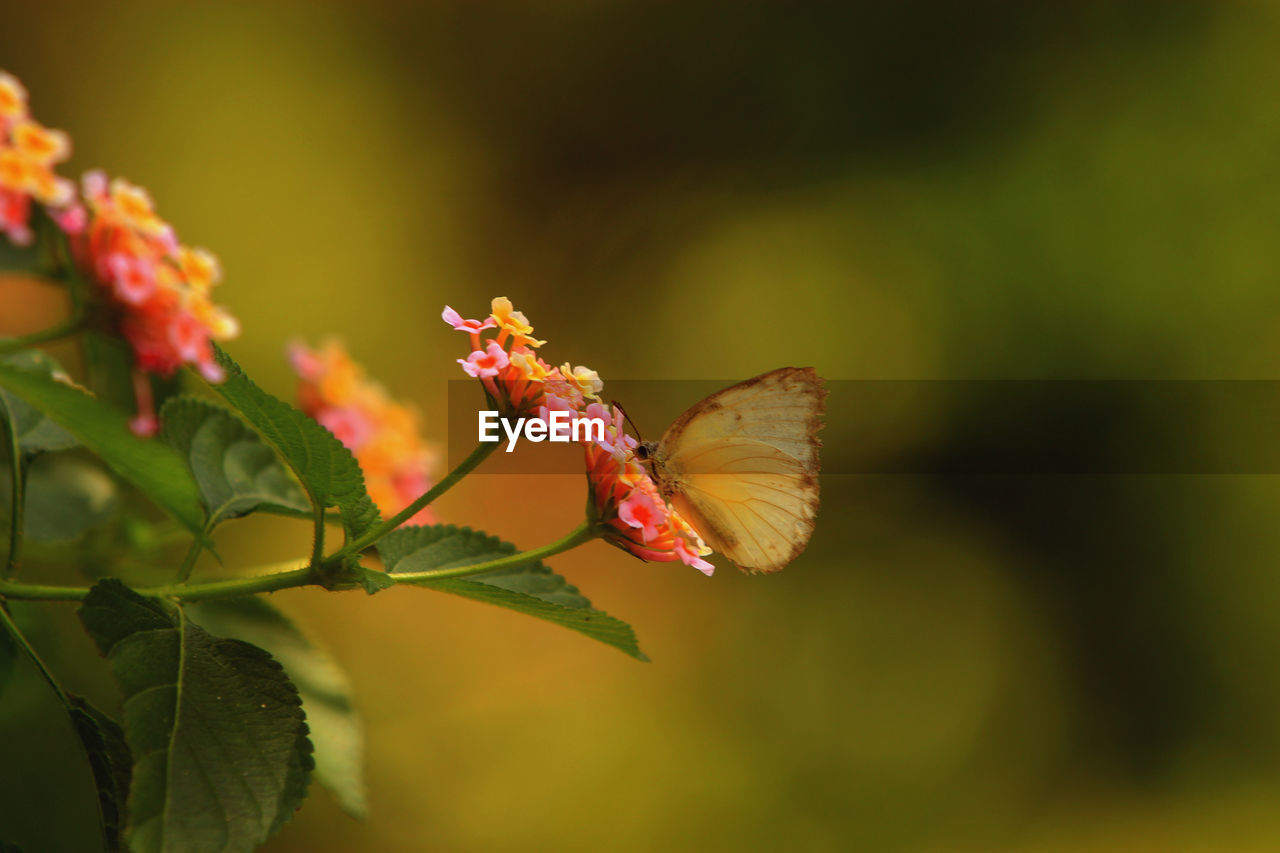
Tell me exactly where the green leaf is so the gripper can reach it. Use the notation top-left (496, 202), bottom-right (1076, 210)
top-left (379, 525), bottom-right (647, 660)
top-left (0, 351), bottom-right (77, 454)
top-left (0, 454), bottom-right (118, 542)
top-left (78, 580), bottom-right (314, 853)
top-left (209, 346), bottom-right (380, 543)
top-left (356, 565), bottom-right (396, 595)
top-left (160, 396), bottom-right (310, 528)
top-left (82, 331), bottom-right (140, 413)
top-left (0, 361), bottom-right (205, 535)
top-left (67, 695), bottom-right (132, 853)
top-left (188, 598), bottom-right (366, 818)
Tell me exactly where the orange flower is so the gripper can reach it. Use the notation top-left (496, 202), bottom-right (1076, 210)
top-left (289, 340), bottom-right (440, 526)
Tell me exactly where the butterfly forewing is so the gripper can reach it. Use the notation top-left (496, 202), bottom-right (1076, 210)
top-left (655, 367), bottom-right (826, 573)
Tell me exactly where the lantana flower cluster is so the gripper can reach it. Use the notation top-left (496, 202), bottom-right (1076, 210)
top-left (445, 297), bottom-right (714, 575)
top-left (1, 70), bottom-right (241, 435)
top-left (0, 71), bottom-right (74, 246)
top-left (62, 171), bottom-right (239, 386)
top-left (289, 339), bottom-right (440, 526)
top-left (583, 403), bottom-right (715, 576)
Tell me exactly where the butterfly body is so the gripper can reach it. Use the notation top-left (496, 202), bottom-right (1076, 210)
top-left (648, 367), bottom-right (826, 574)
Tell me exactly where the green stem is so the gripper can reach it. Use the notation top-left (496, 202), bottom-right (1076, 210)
top-left (310, 503), bottom-right (326, 568)
top-left (334, 441), bottom-right (498, 558)
top-left (0, 603), bottom-right (69, 704)
top-left (1, 399), bottom-right (24, 580)
top-left (0, 561), bottom-right (314, 603)
top-left (147, 564), bottom-right (317, 602)
top-left (175, 535), bottom-right (206, 583)
top-left (390, 520), bottom-right (600, 583)
top-left (0, 521), bottom-right (602, 603)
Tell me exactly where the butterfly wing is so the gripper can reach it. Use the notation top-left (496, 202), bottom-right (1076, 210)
top-left (655, 367), bottom-right (825, 573)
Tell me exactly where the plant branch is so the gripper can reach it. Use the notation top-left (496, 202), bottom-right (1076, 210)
top-left (333, 441), bottom-right (498, 558)
top-left (0, 521), bottom-right (602, 603)
top-left (1, 398), bottom-right (24, 579)
top-left (310, 502), bottom-right (326, 568)
top-left (175, 534), bottom-right (206, 583)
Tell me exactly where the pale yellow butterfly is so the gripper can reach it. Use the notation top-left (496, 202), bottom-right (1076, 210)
top-left (640, 367), bottom-right (826, 574)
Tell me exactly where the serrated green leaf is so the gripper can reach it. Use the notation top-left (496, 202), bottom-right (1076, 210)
top-left (0, 351), bottom-right (77, 454)
top-left (379, 525), bottom-right (647, 660)
top-left (160, 396), bottom-right (309, 527)
top-left (67, 695), bottom-right (132, 853)
top-left (209, 346), bottom-right (380, 543)
top-left (78, 580), bottom-right (314, 853)
top-left (357, 565), bottom-right (397, 595)
top-left (188, 598), bottom-right (366, 818)
top-left (0, 362), bottom-right (205, 535)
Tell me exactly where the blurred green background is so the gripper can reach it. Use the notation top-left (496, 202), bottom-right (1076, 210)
top-left (6, 1), bottom-right (1280, 850)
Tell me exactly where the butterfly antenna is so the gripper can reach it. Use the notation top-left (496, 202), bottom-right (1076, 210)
top-left (612, 399), bottom-right (645, 445)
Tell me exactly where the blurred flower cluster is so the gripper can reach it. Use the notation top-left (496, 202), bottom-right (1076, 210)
top-left (289, 339), bottom-right (439, 526)
top-left (445, 297), bottom-right (714, 574)
top-left (0, 71), bottom-right (73, 246)
top-left (1, 70), bottom-right (240, 434)
top-left (62, 172), bottom-right (238, 386)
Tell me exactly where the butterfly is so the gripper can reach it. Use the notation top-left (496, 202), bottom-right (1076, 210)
top-left (637, 367), bottom-right (826, 574)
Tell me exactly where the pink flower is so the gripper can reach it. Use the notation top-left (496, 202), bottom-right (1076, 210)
top-left (584, 401), bottom-right (636, 457)
top-left (107, 253), bottom-right (157, 304)
top-left (675, 537), bottom-right (715, 576)
top-left (442, 306), bottom-right (497, 334)
top-left (443, 306), bottom-right (497, 352)
top-left (129, 412), bottom-right (159, 437)
top-left (167, 311), bottom-right (208, 363)
top-left (53, 202), bottom-right (86, 234)
top-left (317, 406), bottom-right (375, 451)
top-left (286, 340), bottom-right (324, 381)
top-left (0, 188), bottom-right (31, 245)
top-left (458, 341), bottom-right (510, 379)
top-left (618, 489), bottom-right (664, 543)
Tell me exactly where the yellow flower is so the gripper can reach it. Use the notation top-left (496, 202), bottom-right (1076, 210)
top-left (560, 363), bottom-right (603, 401)
top-left (490, 296), bottom-right (547, 347)
top-left (109, 178), bottom-right (168, 237)
top-left (0, 72), bottom-right (26, 125)
top-left (12, 119), bottom-right (69, 163)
